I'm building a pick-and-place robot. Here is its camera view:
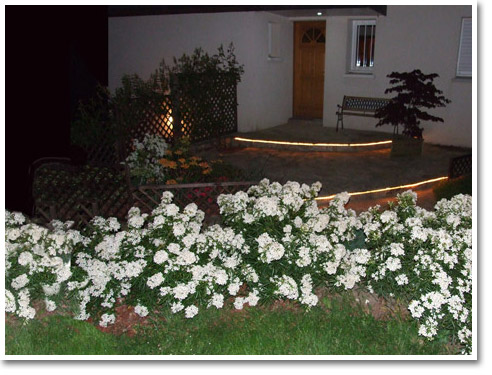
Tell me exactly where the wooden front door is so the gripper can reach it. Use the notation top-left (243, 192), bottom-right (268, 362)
top-left (293, 21), bottom-right (326, 119)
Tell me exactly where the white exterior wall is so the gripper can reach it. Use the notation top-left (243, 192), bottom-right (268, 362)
top-left (109, 11), bottom-right (293, 133)
top-left (109, 6), bottom-right (472, 147)
top-left (322, 5), bottom-right (473, 147)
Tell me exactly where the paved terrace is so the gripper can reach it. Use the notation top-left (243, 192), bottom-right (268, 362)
top-left (198, 122), bottom-right (471, 210)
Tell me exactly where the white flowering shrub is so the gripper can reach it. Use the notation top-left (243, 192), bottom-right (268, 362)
top-left (5, 211), bottom-right (86, 319)
top-left (217, 179), bottom-right (365, 306)
top-left (4, 181), bottom-right (473, 354)
top-left (125, 133), bottom-right (169, 184)
top-left (361, 192), bottom-right (472, 354)
top-left (68, 191), bottom-right (210, 324)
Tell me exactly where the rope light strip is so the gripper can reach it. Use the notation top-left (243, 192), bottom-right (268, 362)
top-left (234, 137), bottom-right (393, 148)
top-left (315, 176), bottom-right (449, 201)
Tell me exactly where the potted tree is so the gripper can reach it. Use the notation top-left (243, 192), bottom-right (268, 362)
top-left (375, 70), bottom-right (451, 157)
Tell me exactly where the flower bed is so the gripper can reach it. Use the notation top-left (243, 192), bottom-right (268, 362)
top-left (31, 133), bottom-right (254, 227)
top-left (5, 179), bottom-right (472, 354)
top-left (125, 134), bottom-right (247, 186)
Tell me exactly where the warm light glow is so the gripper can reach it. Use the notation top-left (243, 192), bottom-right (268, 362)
top-left (234, 137), bottom-right (392, 148)
top-left (315, 176), bottom-right (449, 201)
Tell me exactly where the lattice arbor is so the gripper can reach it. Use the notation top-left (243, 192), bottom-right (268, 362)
top-left (118, 95), bottom-right (175, 160)
top-left (133, 181), bottom-right (255, 224)
top-left (32, 161), bottom-right (132, 228)
top-left (170, 73), bottom-right (238, 143)
top-left (118, 73), bottom-right (238, 159)
top-left (31, 72), bottom-right (240, 227)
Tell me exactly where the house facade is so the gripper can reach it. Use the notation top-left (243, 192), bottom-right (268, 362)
top-left (109, 5), bottom-right (473, 148)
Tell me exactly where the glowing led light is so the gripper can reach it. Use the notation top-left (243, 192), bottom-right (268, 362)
top-left (234, 137), bottom-right (392, 148)
top-left (317, 12), bottom-right (323, 16)
top-left (315, 176), bottom-right (449, 201)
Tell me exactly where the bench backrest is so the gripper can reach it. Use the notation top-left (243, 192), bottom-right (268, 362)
top-left (342, 96), bottom-right (390, 113)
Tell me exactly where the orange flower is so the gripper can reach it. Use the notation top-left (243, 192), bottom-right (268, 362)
top-left (181, 163), bottom-right (189, 169)
top-left (202, 168), bottom-right (212, 175)
top-left (178, 158), bottom-right (186, 164)
top-left (174, 150), bottom-right (183, 155)
top-left (159, 159), bottom-right (177, 169)
top-left (199, 161), bottom-right (210, 169)
top-left (166, 179), bottom-right (177, 185)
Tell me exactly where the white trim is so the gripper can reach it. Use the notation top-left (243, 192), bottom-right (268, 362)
top-left (350, 19), bottom-right (376, 73)
top-left (343, 73), bottom-right (375, 79)
top-left (456, 17), bottom-right (472, 77)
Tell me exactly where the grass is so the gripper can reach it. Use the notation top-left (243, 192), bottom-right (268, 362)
top-left (5, 293), bottom-right (455, 356)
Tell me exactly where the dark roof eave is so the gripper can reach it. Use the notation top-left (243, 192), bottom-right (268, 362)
top-left (108, 5), bottom-right (387, 18)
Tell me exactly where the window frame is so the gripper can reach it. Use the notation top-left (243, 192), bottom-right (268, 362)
top-left (350, 19), bottom-right (377, 74)
top-left (456, 17), bottom-right (472, 78)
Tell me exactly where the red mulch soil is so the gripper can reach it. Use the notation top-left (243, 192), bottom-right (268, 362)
top-left (90, 304), bottom-right (154, 337)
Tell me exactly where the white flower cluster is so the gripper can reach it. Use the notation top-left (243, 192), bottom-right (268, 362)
top-left (361, 192), bottom-right (473, 354)
top-left (218, 179), bottom-right (321, 223)
top-left (5, 211), bottom-right (84, 320)
top-left (217, 179), bottom-right (365, 307)
top-left (4, 183), bottom-right (472, 355)
top-left (124, 133), bottom-right (169, 183)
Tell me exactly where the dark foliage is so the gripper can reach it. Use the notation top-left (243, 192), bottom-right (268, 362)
top-left (375, 70), bottom-right (451, 139)
top-left (70, 44), bottom-right (244, 161)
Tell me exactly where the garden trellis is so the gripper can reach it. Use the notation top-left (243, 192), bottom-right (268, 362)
top-left (118, 73), bottom-right (238, 159)
top-left (32, 68), bottom-right (241, 227)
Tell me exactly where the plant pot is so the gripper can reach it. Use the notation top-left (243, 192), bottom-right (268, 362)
top-left (391, 135), bottom-right (423, 157)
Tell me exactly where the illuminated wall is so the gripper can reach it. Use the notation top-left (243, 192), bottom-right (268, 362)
top-left (109, 11), bottom-right (293, 134)
top-left (322, 5), bottom-right (473, 147)
top-left (108, 6), bottom-right (473, 148)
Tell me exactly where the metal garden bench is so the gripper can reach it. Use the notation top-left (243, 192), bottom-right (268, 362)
top-left (336, 95), bottom-right (390, 132)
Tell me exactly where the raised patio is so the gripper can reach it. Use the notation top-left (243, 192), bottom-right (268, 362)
top-left (225, 119), bottom-right (393, 152)
top-left (198, 120), bottom-right (471, 210)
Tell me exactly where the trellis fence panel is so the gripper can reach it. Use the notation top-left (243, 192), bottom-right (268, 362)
top-left (31, 159), bottom-right (255, 227)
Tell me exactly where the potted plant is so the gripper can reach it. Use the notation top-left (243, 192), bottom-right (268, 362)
top-left (375, 70), bottom-right (451, 157)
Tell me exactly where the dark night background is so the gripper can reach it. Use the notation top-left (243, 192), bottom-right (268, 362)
top-left (6, 6), bottom-right (108, 215)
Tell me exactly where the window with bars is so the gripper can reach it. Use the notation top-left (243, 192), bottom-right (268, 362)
top-left (457, 17), bottom-right (472, 77)
top-left (350, 20), bottom-right (376, 73)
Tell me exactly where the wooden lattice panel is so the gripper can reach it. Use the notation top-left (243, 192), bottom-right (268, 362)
top-left (171, 73), bottom-right (238, 143)
top-left (449, 154), bottom-right (472, 179)
top-left (83, 125), bottom-right (120, 165)
top-left (32, 162), bottom-right (132, 228)
top-left (119, 74), bottom-right (238, 155)
top-left (121, 96), bottom-right (175, 159)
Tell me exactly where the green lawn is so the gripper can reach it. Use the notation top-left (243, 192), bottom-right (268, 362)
top-left (5, 293), bottom-right (455, 356)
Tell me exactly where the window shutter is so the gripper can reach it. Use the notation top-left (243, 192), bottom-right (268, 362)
top-left (268, 22), bottom-right (281, 59)
top-left (457, 17), bottom-right (472, 77)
